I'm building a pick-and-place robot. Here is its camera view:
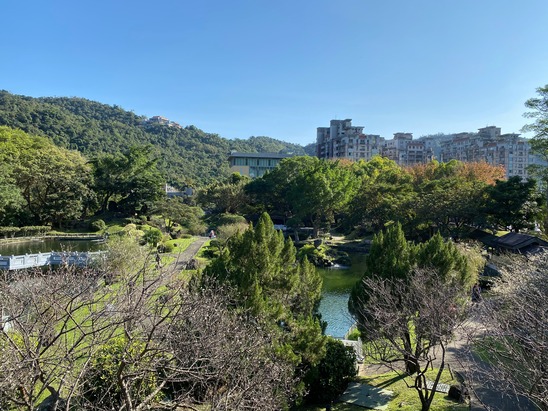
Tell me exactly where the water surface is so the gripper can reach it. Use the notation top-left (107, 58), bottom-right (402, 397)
top-left (317, 253), bottom-right (366, 338)
top-left (0, 238), bottom-right (105, 256)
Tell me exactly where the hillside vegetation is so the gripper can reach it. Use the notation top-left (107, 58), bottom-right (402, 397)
top-left (0, 90), bottom-right (306, 187)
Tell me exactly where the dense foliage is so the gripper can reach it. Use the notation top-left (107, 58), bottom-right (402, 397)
top-left (201, 213), bottom-right (326, 398)
top-left (0, 90), bottom-right (307, 187)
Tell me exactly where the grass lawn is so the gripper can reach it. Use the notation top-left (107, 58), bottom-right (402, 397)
top-left (164, 237), bottom-right (195, 252)
top-left (300, 368), bottom-right (468, 411)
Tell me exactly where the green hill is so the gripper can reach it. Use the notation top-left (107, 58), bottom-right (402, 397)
top-left (0, 90), bottom-right (307, 187)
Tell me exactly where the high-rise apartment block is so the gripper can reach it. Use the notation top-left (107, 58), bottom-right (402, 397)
top-left (439, 126), bottom-right (543, 179)
top-left (316, 120), bottom-right (545, 179)
top-left (316, 120), bottom-right (432, 166)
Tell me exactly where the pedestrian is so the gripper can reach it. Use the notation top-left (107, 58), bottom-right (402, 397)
top-left (471, 282), bottom-right (482, 302)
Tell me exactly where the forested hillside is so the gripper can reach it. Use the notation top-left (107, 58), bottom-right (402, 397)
top-left (0, 91), bottom-right (307, 187)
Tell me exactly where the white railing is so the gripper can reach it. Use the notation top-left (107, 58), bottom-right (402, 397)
top-left (0, 251), bottom-right (106, 270)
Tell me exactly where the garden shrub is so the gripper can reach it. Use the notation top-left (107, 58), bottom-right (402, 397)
top-left (90, 219), bottom-right (106, 232)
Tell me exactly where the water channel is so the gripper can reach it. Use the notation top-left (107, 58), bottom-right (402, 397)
top-left (317, 253), bottom-right (366, 338)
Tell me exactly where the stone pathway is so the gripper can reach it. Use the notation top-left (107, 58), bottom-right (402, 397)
top-left (338, 382), bottom-right (393, 410)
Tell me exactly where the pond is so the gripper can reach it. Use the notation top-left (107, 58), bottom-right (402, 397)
top-left (0, 238), bottom-right (105, 256)
top-left (317, 253), bottom-right (366, 338)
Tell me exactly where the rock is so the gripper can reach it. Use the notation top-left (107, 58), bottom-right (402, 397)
top-left (36, 395), bottom-right (66, 411)
top-left (448, 384), bottom-right (462, 401)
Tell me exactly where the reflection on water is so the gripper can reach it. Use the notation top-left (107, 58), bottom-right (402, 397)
top-left (0, 238), bottom-right (105, 256)
top-left (317, 253), bottom-right (366, 338)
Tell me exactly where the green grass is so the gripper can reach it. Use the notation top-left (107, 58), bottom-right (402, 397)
top-left (298, 368), bottom-right (467, 411)
top-left (360, 370), bottom-right (467, 411)
top-left (164, 237), bottom-right (195, 252)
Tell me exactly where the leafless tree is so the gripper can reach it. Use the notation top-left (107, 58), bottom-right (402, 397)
top-left (472, 251), bottom-right (548, 410)
top-left (0, 244), bottom-right (297, 411)
top-left (0, 265), bottom-right (121, 411)
top-left (353, 269), bottom-right (468, 411)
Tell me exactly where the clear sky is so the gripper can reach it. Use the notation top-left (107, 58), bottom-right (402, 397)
top-left (2, 0), bottom-right (548, 146)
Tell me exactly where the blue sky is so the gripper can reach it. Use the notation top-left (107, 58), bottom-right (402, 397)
top-left (2, 0), bottom-right (548, 146)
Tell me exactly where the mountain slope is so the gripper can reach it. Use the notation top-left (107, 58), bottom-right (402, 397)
top-left (0, 91), bottom-right (307, 186)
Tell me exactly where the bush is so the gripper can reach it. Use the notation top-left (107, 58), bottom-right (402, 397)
top-left (346, 328), bottom-right (361, 341)
top-left (90, 219), bottom-right (106, 232)
top-left (160, 242), bottom-right (175, 253)
top-left (215, 213), bottom-right (247, 226)
top-left (0, 227), bottom-right (21, 238)
top-left (305, 338), bottom-right (357, 405)
top-left (143, 228), bottom-right (163, 246)
top-left (297, 244), bottom-right (332, 267)
top-left (80, 337), bottom-right (160, 409)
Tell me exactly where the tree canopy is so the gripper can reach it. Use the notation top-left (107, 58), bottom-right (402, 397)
top-left (0, 90), bottom-right (307, 187)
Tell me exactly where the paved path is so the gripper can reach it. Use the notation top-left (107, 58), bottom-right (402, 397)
top-left (166, 236), bottom-right (208, 272)
top-left (444, 307), bottom-right (537, 411)
top-left (358, 306), bottom-right (537, 410)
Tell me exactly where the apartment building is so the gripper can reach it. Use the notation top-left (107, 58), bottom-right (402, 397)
top-left (439, 127), bottom-right (543, 179)
top-left (317, 120), bottom-right (431, 166)
top-left (316, 120), bottom-right (545, 177)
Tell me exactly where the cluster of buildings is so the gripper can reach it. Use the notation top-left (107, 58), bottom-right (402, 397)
top-left (316, 119), bottom-right (545, 179)
top-left (144, 116), bottom-right (182, 129)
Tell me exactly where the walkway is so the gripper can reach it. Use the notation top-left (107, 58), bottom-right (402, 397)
top-left (444, 309), bottom-right (537, 411)
top-left (357, 307), bottom-right (538, 411)
top-left (166, 236), bottom-right (208, 272)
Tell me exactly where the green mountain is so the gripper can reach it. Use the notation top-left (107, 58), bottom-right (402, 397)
top-left (0, 90), bottom-right (307, 187)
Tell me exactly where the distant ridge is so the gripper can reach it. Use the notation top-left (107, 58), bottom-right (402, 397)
top-left (0, 90), bottom-right (307, 187)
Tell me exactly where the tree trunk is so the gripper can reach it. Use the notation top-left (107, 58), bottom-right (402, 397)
top-left (405, 354), bottom-right (420, 375)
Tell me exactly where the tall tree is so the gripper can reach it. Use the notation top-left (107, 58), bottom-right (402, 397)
top-left (355, 270), bottom-right (468, 411)
top-left (196, 173), bottom-right (251, 214)
top-left (201, 213), bottom-right (325, 397)
top-left (347, 157), bottom-right (416, 232)
top-left (0, 126), bottom-right (95, 227)
top-left (524, 84), bottom-right (548, 153)
top-left (91, 145), bottom-right (164, 214)
top-left (248, 157), bottom-right (358, 237)
top-left (485, 176), bottom-right (545, 231)
top-left (473, 252), bottom-right (548, 410)
top-left (409, 160), bottom-right (503, 237)
top-left (349, 224), bottom-right (478, 375)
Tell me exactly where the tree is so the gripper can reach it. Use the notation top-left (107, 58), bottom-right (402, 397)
top-left (0, 237), bottom-right (298, 411)
top-left (524, 84), bottom-right (548, 150)
top-left (0, 126), bottom-right (95, 227)
top-left (409, 161), bottom-right (503, 237)
top-left (91, 145), bottom-right (164, 214)
top-left (354, 270), bottom-right (468, 411)
top-left (153, 197), bottom-right (205, 236)
top-left (349, 224), bottom-right (478, 375)
top-left (346, 157), bottom-right (416, 233)
top-left (0, 265), bottom-right (119, 411)
top-left (248, 157), bottom-right (358, 237)
top-left (472, 252), bottom-right (548, 411)
top-left (0, 162), bottom-right (24, 226)
top-left (290, 159), bottom-right (359, 237)
top-left (201, 213), bottom-right (326, 398)
top-left (485, 176), bottom-right (545, 231)
top-left (196, 173), bottom-right (250, 215)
